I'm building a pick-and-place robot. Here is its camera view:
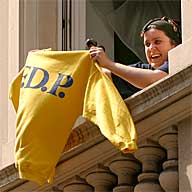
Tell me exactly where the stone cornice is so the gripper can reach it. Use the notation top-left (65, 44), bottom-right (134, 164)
top-left (125, 64), bottom-right (192, 144)
top-left (63, 121), bottom-right (103, 153)
top-left (125, 64), bottom-right (192, 122)
top-left (0, 64), bottom-right (191, 191)
top-left (0, 164), bottom-right (26, 191)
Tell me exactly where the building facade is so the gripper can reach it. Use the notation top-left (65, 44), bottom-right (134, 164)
top-left (0, 0), bottom-right (192, 191)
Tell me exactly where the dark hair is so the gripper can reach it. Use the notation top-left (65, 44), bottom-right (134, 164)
top-left (141, 16), bottom-right (182, 45)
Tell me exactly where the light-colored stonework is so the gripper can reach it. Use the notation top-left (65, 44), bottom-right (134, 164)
top-left (169, 0), bottom-right (192, 75)
top-left (0, 63), bottom-right (191, 192)
top-left (0, 0), bottom-right (192, 192)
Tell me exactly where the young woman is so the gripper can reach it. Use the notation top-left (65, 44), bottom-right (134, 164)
top-left (89, 17), bottom-right (181, 93)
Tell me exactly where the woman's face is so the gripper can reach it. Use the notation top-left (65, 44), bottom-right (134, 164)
top-left (144, 28), bottom-right (176, 68)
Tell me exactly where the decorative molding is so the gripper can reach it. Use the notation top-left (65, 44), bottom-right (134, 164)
top-left (0, 164), bottom-right (26, 192)
top-left (125, 64), bottom-right (192, 143)
top-left (63, 121), bottom-right (101, 152)
top-left (0, 64), bottom-right (191, 191)
top-left (125, 64), bottom-right (192, 120)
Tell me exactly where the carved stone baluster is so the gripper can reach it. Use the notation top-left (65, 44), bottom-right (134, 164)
top-left (134, 140), bottom-right (166, 192)
top-left (109, 153), bottom-right (141, 192)
top-left (159, 127), bottom-right (178, 192)
top-left (86, 163), bottom-right (117, 192)
top-left (63, 175), bottom-right (93, 192)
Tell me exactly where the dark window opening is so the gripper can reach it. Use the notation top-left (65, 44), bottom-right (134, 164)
top-left (112, 33), bottom-right (140, 99)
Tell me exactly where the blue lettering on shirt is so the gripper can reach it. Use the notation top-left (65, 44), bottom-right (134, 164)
top-left (21, 65), bottom-right (73, 99)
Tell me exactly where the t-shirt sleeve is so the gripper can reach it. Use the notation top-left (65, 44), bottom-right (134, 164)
top-left (157, 61), bottom-right (169, 73)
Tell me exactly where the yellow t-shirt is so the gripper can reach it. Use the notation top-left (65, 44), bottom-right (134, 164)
top-left (9, 50), bottom-right (137, 185)
top-left (83, 63), bottom-right (137, 153)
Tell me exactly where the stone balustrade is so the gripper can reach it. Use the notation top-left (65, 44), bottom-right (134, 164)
top-left (134, 140), bottom-right (166, 192)
top-left (56, 131), bottom-right (178, 192)
top-left (63, 175), bottom-right (93, 192)
top-left (109, 153), bottom-right (141, 192)
top-left (159, 126), bottom-right (179, 192)
top-left (86, 164), bottom-right (117, 192)
top-left (53, 131), bottom-right (177, 192)
top-left (0, 64), bottom-right (191, 192)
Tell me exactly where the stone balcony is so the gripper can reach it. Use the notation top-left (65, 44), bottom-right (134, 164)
top-left (0, 64), bottom-right (192, 192)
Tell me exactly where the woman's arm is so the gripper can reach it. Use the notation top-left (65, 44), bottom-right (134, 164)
top-left (104, 62), bottom-right (167, 88)
top-left (89, 47), bottom-right (168, 89)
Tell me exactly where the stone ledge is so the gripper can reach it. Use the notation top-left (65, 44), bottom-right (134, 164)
top-left (125, 64), bottom-right (192, 123)
top-left (0, 64), bottom-right (191, 191)
top-left (0, 164), bottom-right (26, 191)
top-left (63, 120), bottom-right (101, 153)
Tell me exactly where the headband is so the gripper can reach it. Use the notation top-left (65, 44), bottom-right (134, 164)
top-left (141, 16), bottom-right (182, 45)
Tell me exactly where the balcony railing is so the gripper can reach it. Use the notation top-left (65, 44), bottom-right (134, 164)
top-left (0, 64), bottom-right (191, 192)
